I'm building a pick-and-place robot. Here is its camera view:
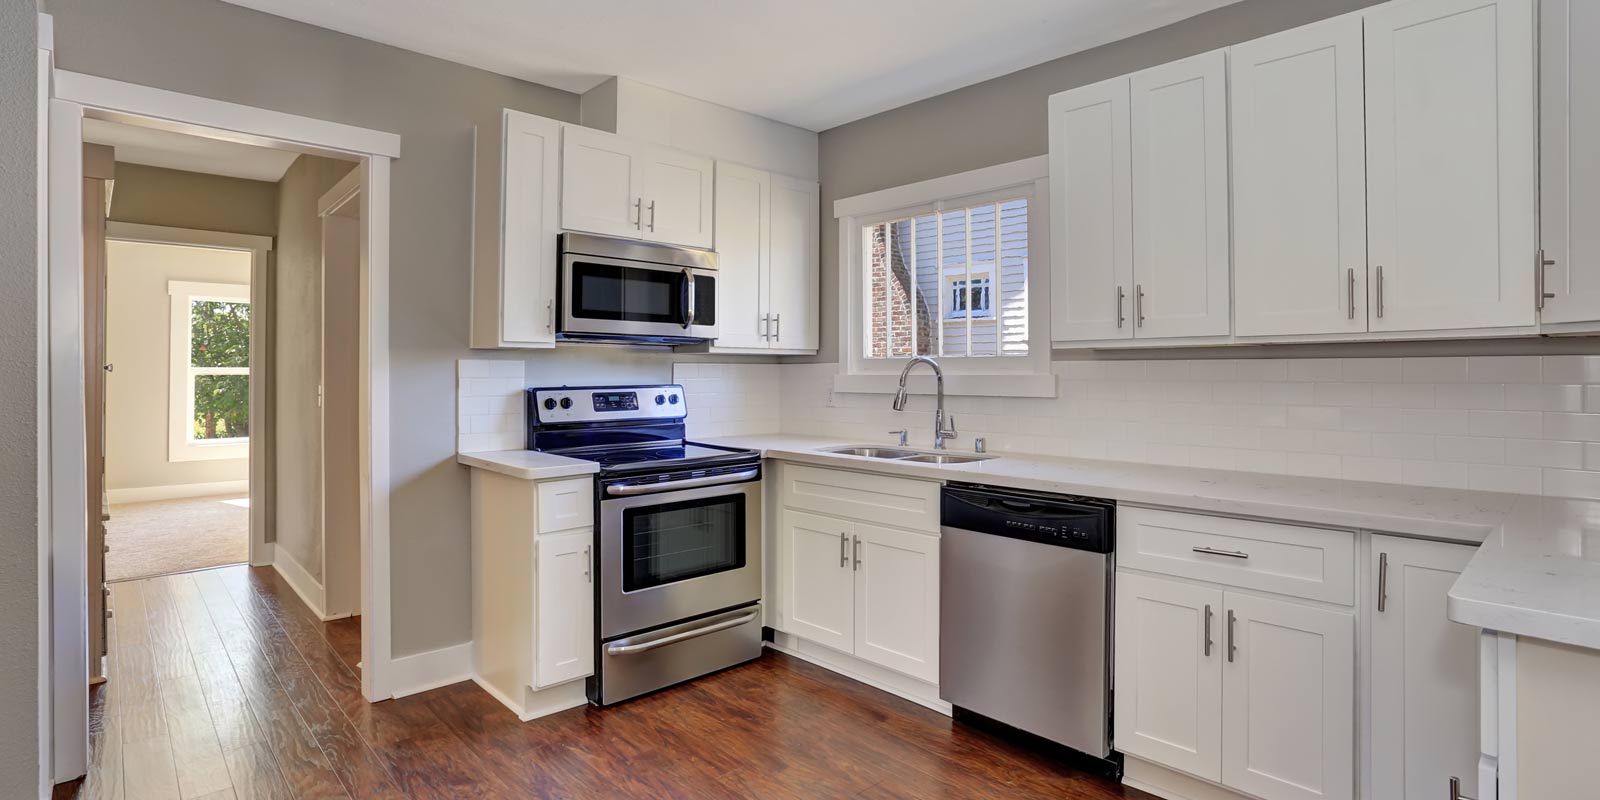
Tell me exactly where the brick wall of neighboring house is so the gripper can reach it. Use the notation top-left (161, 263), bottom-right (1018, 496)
top-left (868, 222), bottom-right (933, 359)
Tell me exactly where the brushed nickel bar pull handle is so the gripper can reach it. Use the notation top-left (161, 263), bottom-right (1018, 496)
top-left (546, 299), bottom-right (554, 332)
top-left (1135, 284), bottom-right (1146, 327)
top-left (1204, 604), bottom-right (1213, 657)
top-left (633, 197), bottom-right (642, 230)
top-left (1375, 265), bottom-right (1385, 318)
top-left (773, 314), bottom-right (782, 341)
top-left (1116, 285), bottom-right (1126, 329)
top-left (1347, 267), bottom-right (1356, 320)
top-left (840, 532), bottom-right (848, 568)
top-left (584, 545), bottom-right (592, 582)
top-left (1227, 609), bottom-right (1237, 663)
top-left (1378, 552), bottom-right (1389, 612)
top-left (852, 535), bottom-right (862, 570)
top-left (1450, 776), bottom-right (1477, 800)
top-left (648, 199), bottom-right (657, 232)
top-left (1193, 546), bottom-right (1249, 560)
top-left (1538, 249), bottom-right (1556, 311)
top-left (761, 314), bottom-right (770, 340)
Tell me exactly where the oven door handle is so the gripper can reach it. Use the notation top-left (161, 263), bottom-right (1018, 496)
top-left (605, 468), bottom-right (759, 497)
top-left (606, 609), bottom-right (760, 656)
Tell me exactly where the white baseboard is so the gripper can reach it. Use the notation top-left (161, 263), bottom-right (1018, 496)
top-left (389, 642), bottom-right (473, 699)
top-left (270, 549), bottom-right (328, 620)
top-left (1123, 756), bottom-right (1251, 800)
top-left (107, 479), bottom-right (248, 504)
top-left (765, 631), bottom-right (949, 715)
top-left (472, 676), bottom-right (588, 722)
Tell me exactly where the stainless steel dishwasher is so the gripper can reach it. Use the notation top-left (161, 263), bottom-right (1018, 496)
top-left (940, 482), bottom-right (1115, 762)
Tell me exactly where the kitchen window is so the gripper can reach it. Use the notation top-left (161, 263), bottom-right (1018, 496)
top-left (168, 280), bottom-right (251, 462)
top-left (836, 156), bottom-right (1052, 397)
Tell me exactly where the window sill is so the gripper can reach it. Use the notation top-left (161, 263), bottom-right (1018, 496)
top-left (833, 370), bottom-right (1057, 398)
top-left (169, 441), bottom-right (250, 463)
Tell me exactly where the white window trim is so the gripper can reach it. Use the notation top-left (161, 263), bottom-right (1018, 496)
top-left (834, 155), bottom-right (1055, 398)
top-left (168, 279), bottom-right (251, 462)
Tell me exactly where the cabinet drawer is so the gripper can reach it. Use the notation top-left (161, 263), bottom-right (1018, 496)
top-left (780, 463), bottom-right (940, 534)
top-left (1117, 506), bottom-right (1355, 604)
top-left (537, 478), bottom-right (593, 533)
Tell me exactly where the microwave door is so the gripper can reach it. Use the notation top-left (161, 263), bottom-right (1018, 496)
top-left (561, 254), bottom-right (717, 341)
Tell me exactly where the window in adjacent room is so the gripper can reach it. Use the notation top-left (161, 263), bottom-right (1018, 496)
top-left (168, 280), bottom-right (251, 461)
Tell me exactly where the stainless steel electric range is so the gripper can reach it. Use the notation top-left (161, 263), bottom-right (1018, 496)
top-left (525, 384), bottom-right (763, 706)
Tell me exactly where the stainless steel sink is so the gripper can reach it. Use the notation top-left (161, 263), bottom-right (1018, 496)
top-left (898, 453), bottom-right (994, 465)
top-left (821, 446), bottom-right (921, 459)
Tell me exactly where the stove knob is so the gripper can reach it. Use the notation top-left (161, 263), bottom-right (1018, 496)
top-left (668, 394), bottom-right (679, 405)
top-left (559, 397), bottom-right (573, 410)
top-left (655, 394), bottom-right (666, 406)
top-left (542, 398), bottom-right (557, 411)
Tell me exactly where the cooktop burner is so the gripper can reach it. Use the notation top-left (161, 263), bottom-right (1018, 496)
top-left (525, 385), bottom-right (759, 476)
top-left (562, 442), bottom-right (754, 472)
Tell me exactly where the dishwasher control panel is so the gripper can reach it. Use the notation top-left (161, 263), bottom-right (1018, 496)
top-left (941, 483), bottom-right (1113, 553)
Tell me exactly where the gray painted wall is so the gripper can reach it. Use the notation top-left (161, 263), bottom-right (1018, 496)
top-left (812, 0), bottom-right (1390, 364)
top-left (109, 162), bottom-right (278, 237)
top-left (1, 0), bottom-right (39, 794)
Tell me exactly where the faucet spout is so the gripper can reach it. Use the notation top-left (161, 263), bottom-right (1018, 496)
top-left (892, 357), bottom-right (957, 449)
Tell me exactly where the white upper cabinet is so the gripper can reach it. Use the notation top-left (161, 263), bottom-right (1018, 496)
top-left (1364, 0), bottom-right (1536, 332)
top-left (767, 174), bottom-right (820, 352)
top-left (1129, 50), bottom-right (1232, 339)
top-left (1231, 14), bottom-right (1368, 337)
top-left (561, 126), bottom-right (715, 249)
top-left (1368, 536), bottom-right (1479, 800)
top-left (471, 109), bottom-right (561, 349)
top-left (1540, 0), bottom-right (1600, 326)
top-left (712, 163), bottom-right (769, 350)
top-left (1048, 77), bottom-right (1134, 343)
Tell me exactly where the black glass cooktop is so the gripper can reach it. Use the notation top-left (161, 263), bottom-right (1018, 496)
top-left (553, 442), bottom-right (755, 473)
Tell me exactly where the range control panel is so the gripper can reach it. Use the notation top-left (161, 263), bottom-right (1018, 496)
top-left (529, 385), bottom-right (686, 425)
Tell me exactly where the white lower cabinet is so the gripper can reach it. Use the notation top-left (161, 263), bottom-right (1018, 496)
top-left (534, 530), bottom-right (594, 688)
top-left (775, 469), bottom-right (940, 685)
top-left (1116, 573), bottom-right (1353, 800)
top-left (1368, 536), bottom-right (1480, 800)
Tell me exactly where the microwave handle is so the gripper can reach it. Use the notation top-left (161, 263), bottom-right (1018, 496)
top-left (682, 268), bottom-right (696, 329)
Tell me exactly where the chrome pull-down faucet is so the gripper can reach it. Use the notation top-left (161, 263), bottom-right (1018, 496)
top-left (892, 356), bottom-right (958, 449)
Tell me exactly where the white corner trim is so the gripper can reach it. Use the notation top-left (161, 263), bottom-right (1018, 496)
top-left (106, 221), bottom-right (273, 253)
top-left (471, 676), bottom-right (589, 722)
top-left (36, 13), bottom-right (53, 51)
top-left (833, 154), bottom-right (1048, 219)
top-left (271, 548), bottom-right (328, 620)
top-left (52, 69), bottom-right (401, 159)
top-left (389, 643), bottom-right (474, 699)
top-left (833, 370), bottom-right (1057, 398)
top-left (106, 480), bottom-right (248, 505)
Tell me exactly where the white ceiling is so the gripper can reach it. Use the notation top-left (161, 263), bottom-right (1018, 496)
top-left (83, 118), bottom-right (301, 182)
top-left (218, 0), bottom-right (1242, 131)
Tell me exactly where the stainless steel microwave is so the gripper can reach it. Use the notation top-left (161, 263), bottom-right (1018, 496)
top-left (557, 233), bottom-right (718, 345)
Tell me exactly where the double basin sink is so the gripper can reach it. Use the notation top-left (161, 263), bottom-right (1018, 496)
top-left (820, 445), bottom-right (995, 465)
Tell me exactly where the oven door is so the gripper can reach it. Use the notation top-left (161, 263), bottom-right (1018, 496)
top-left (561, 253), bottom-right (717, 342)
top-left (598, 476), bottom-right (760, 640)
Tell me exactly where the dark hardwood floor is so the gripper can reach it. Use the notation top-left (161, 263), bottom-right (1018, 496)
top-left (57, 564), bottom-right (1150, 799)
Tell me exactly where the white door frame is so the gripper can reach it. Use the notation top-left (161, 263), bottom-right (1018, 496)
top-left (317, 167), bottom-right (363, 620)
top-left (103, 222), bottom-right (273, 569)
top-left (43, 58), bottom-right (401, 784)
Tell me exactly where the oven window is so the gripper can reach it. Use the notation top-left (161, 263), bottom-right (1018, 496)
top-left (622, 493), bottom-right (745, 592)
top-left (570, 260), bottom-right (685, 324)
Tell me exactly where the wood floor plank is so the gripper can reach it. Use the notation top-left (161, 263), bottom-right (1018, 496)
top-left (220, 742), bottom-right (295, 800)
top-left (121, 736), bottom-right (181, 800)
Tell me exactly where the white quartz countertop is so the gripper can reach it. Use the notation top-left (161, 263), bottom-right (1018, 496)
top-left (704, 433), bottom-right (1600, 650)
top-left (457, 449), bottom-right (598, 481)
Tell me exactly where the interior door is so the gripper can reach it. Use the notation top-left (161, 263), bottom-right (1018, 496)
top-left (1231, 14), bottom-right (1368, 337)
top-left (1365, 0), bottom-right (1536, 332)
top-left (561, 126), bottom-right (642, 239)
top-left (1369, 536), bottom-right (1479, 800)
top-left (766, 174), bottom-right (819, 351)
top-left (1221, 592), bottom-right (1354, 800)
top-left (1129, 49), bottom-right (1232, 339)
top-left (851, 523), bottom-right (939, 683)
top-left (639, 145), bottom-right (714, 249)
top-left (777, 509), bottom-right (854, 652)
top-left (1047, 76), bottom-right (1134, 343)
top-left (83, 145), bottom-right (114, 683)
top-left (536, 531), bottom-right (594, 688)
top-left (712, 162), bottom-right (769, 349)
top-left (1113, 572), bottom-right (1224, 781)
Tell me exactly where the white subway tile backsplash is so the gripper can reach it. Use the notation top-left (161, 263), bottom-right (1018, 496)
top-left (1588, 443), bottom-right (1600, 471)
top-left (1403, 357), bottom-right (1468, 383)
top-left (1402, 460), bottom-right (1467, 490)
top-left (1434, 383), bottom-right (1505, 410)
top-left (1542, 356), bottom-right (1600, 384)
top-left (1340, 358), bottom-right (1404, 383)
top-left (457, 359), bottom-right (526, 453)
top-left (1544, 413), bottom-right (1600, 442)
top-left (1341, 456), bottom-right (1404, 485)
top-left (1506, 438), bottom-right (1585, 469)
top-left (1467, 464), bottom-right (1543, 495)
top-left (1506, 383), bottom-right (1584, 412)
top-left (1468, 410), bottom-right (1543, 439)
top-left (1236, 359), bottom-right (1288, 382)
top-left (1288, 359), bottom-right (1342, 382)
top-left (1468, 356), bottom-right (1542, 384)
top-left (1314, 382), bottom-right (1372, 407)
top-left (1434, 435), bottom-right (1504, 465)
top-left (1285, 452), bottom-right (1343, 479)
top-left (1371, 382), bottom-right (1436, 408)
top-left (1287, 406), bottom-right (1342, 430)
top-left (1373, 433), bottom-right (1436, 460)
top-left (1543, 468), bottom-right (1600, 500)
top-left (1402, 408), bottom-right (1468, 435)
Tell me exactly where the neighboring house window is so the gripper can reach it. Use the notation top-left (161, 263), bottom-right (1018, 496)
top-left (837, 157), bottom-right (1051, 397)
top-left (169, 280), bottom-right (250, 462)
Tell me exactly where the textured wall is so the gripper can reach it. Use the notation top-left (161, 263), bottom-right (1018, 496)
top-left (109, 162), bottom-right (278, 237)
top-left (0, 0), bottom-right (39, 793)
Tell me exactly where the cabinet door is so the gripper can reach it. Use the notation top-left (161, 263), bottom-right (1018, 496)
top-left (561, 126), bottom-right (642, 238)
top-left (1540, 0), bottom-right (1600, 325)
top-left (1369, 536), bottom-right (1479, 800)
top-left (712, 162), bottom-right (770, 349)
top-left (1047, 76), bottom-right (1134, 343)
top-left (1221, 592), bottom-right (1354, 800)
top-left (1231, 15), bottom-right (1368, 337)
top-left (639, 145), bottom-right (714, 249)
top-left (1365, 0), bottom-right (1536, 332)
top-left (498, 111), bottom-right (562, 347)
top-left (1114, 573), bottom-right (1224, 781)
top-left (535, 531), bottom-right (593, 688)
top-left (1129, 50), bottom-right (1232, 339)
top-left (852, 523), bottom-right (939, 683)
top-left (778, 509), bottom-right (854, 652)
top-left (767, 174), bottom-right (820, 352)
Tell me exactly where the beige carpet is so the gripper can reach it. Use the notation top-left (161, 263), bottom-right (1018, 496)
top-left (106, 493), bottom-right (249, 582)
